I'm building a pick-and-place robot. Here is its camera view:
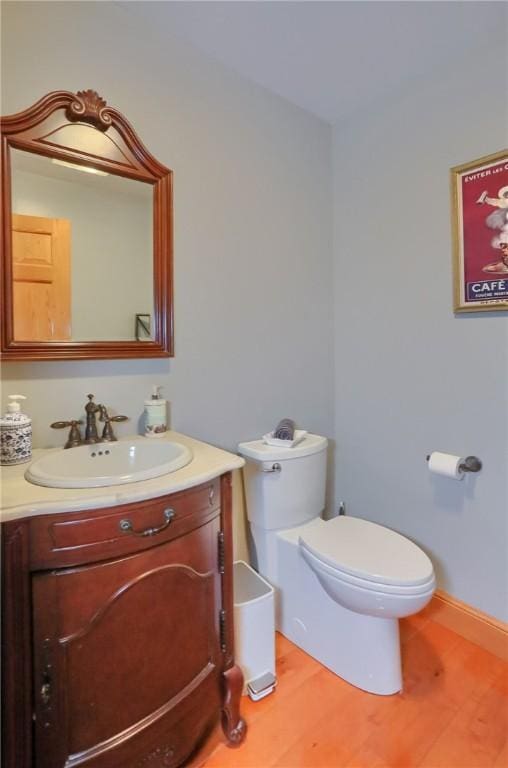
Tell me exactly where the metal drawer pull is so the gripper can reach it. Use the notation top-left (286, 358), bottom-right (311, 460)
top-left (119, 508), bottom-right (175, 537)
top-left (262, 463), bottom-right (281, 473)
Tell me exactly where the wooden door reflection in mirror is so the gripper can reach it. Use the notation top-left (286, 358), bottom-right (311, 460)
top-left (1, 90), bottom-right (173, 360)
top-left (12, 213), bottom-right (71, 341)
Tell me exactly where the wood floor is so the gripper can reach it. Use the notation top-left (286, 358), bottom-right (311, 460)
top-left (191, 609), bottom-right (508, 768)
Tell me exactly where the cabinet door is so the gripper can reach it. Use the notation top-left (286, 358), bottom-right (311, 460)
top-left (32, 518), bottom-right (222, 768)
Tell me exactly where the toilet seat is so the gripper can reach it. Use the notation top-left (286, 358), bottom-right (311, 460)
top-left (300, 546), bottom-right (435, 597)
top-left (298, 515), bottom-right (434, 591)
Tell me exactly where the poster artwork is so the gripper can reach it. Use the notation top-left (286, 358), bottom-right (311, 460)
top-left (452, 152), bottom-right (508, 312)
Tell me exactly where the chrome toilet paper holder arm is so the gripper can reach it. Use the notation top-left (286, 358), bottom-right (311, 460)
top-left (426, 455), bottom-right (482, 473)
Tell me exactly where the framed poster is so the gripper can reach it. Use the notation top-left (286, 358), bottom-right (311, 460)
top-left (451, 150), bottom-right (508, 313)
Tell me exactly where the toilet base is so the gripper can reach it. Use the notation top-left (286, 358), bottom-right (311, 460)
top-left (271, 524), bottom-right (403, 695)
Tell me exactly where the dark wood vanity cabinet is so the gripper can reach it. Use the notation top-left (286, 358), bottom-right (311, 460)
top-left (2, 474), bottom-right (246, 768)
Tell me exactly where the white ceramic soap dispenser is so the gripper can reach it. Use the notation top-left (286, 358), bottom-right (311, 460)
top-left (144, 385), bottom-right (167, 438)
top-left (0, 394), bottom-right (33, 465)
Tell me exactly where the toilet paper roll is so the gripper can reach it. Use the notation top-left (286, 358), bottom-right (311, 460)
top-left (428, 451), bottom-right (464, 480)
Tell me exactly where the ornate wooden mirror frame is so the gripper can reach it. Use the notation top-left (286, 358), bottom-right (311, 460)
top-left (1, 89), bottom-right (173, 360)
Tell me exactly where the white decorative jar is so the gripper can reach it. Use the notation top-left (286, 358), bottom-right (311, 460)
top-left (0, 395), bottom-right (32, 465)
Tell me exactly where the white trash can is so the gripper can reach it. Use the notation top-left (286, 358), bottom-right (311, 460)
top-left (233, 560), bottom-right (276, 699)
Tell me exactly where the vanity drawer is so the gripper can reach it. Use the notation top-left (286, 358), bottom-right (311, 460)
top-left (29, 478), bottom-right (221, 570)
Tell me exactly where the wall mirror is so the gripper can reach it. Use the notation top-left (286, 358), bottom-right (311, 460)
top-left (1, 90), bottom-right (173, 360)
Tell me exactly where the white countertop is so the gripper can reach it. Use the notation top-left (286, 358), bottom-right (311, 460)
top-left (0, 431), bottom-right (244, 523)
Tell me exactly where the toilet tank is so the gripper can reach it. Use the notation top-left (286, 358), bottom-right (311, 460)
top-left (238, 434), bottom-right (328, 531)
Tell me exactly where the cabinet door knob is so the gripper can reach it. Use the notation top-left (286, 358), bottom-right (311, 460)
top-left (41, 681), bottom-right (51, 706)
top-left (119, 508), bottom-right (175, 537)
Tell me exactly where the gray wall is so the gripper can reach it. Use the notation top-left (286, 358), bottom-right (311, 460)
top-left (1, 2), bottom-right (334, 455)
top-left (332, 42), bottom-right (508, 621)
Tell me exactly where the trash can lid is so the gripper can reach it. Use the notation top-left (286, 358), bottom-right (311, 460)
top-left (233, 560), bottom-right (274, 605)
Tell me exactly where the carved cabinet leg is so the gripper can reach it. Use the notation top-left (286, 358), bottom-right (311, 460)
top-left (221, 665), bottom-right (247, 746)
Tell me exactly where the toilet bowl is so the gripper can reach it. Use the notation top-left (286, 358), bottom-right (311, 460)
top-left (299, 516), bottom-right (435, 618)
top-left (238, 434), bottom-right (436, 695)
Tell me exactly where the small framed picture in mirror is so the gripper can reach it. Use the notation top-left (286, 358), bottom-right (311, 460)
top-left (135, 314), bottom-right (152, 342)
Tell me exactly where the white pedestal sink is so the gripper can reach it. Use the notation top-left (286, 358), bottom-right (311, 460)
top-left (25, 438), bottom-right (193, 489)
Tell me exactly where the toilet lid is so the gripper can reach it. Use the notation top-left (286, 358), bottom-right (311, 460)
top-left (299, 516), bottom-right (434, 587)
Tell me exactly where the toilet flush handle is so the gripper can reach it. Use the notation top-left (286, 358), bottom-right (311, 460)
top-left (262, 462), bottom-right (281, 473)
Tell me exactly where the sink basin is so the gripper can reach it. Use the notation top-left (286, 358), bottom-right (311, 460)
top-left (25, 439), bottom-right (193, 489)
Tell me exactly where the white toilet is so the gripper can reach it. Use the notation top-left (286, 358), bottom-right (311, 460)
top-left (238, 434), bottom-right (435, 695)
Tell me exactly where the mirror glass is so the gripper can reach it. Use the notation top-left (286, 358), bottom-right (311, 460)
top-left (10, 148), bottom-right (154, 342)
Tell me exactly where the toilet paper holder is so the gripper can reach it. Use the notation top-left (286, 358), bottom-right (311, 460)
top-left (426, 455), bottom-right (482, 473)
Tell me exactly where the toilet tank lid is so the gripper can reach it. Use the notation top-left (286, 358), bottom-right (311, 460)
top-left (238, 434), bottom-right (327, 462)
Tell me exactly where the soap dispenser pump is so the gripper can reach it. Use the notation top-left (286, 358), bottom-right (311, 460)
top-left (0, 394), bottom-right (32, 465)
top-left (144, 385), bottom-right (167, 438)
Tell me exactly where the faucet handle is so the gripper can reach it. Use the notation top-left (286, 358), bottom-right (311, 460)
top-left (50, 420), bottom-right (83, 449)
top-left (99, 412), bottom-right (128, 442)
top-left (98, 404), bottom-right (109, 423)
top-left (98, 407), bottom-right (128, 423)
